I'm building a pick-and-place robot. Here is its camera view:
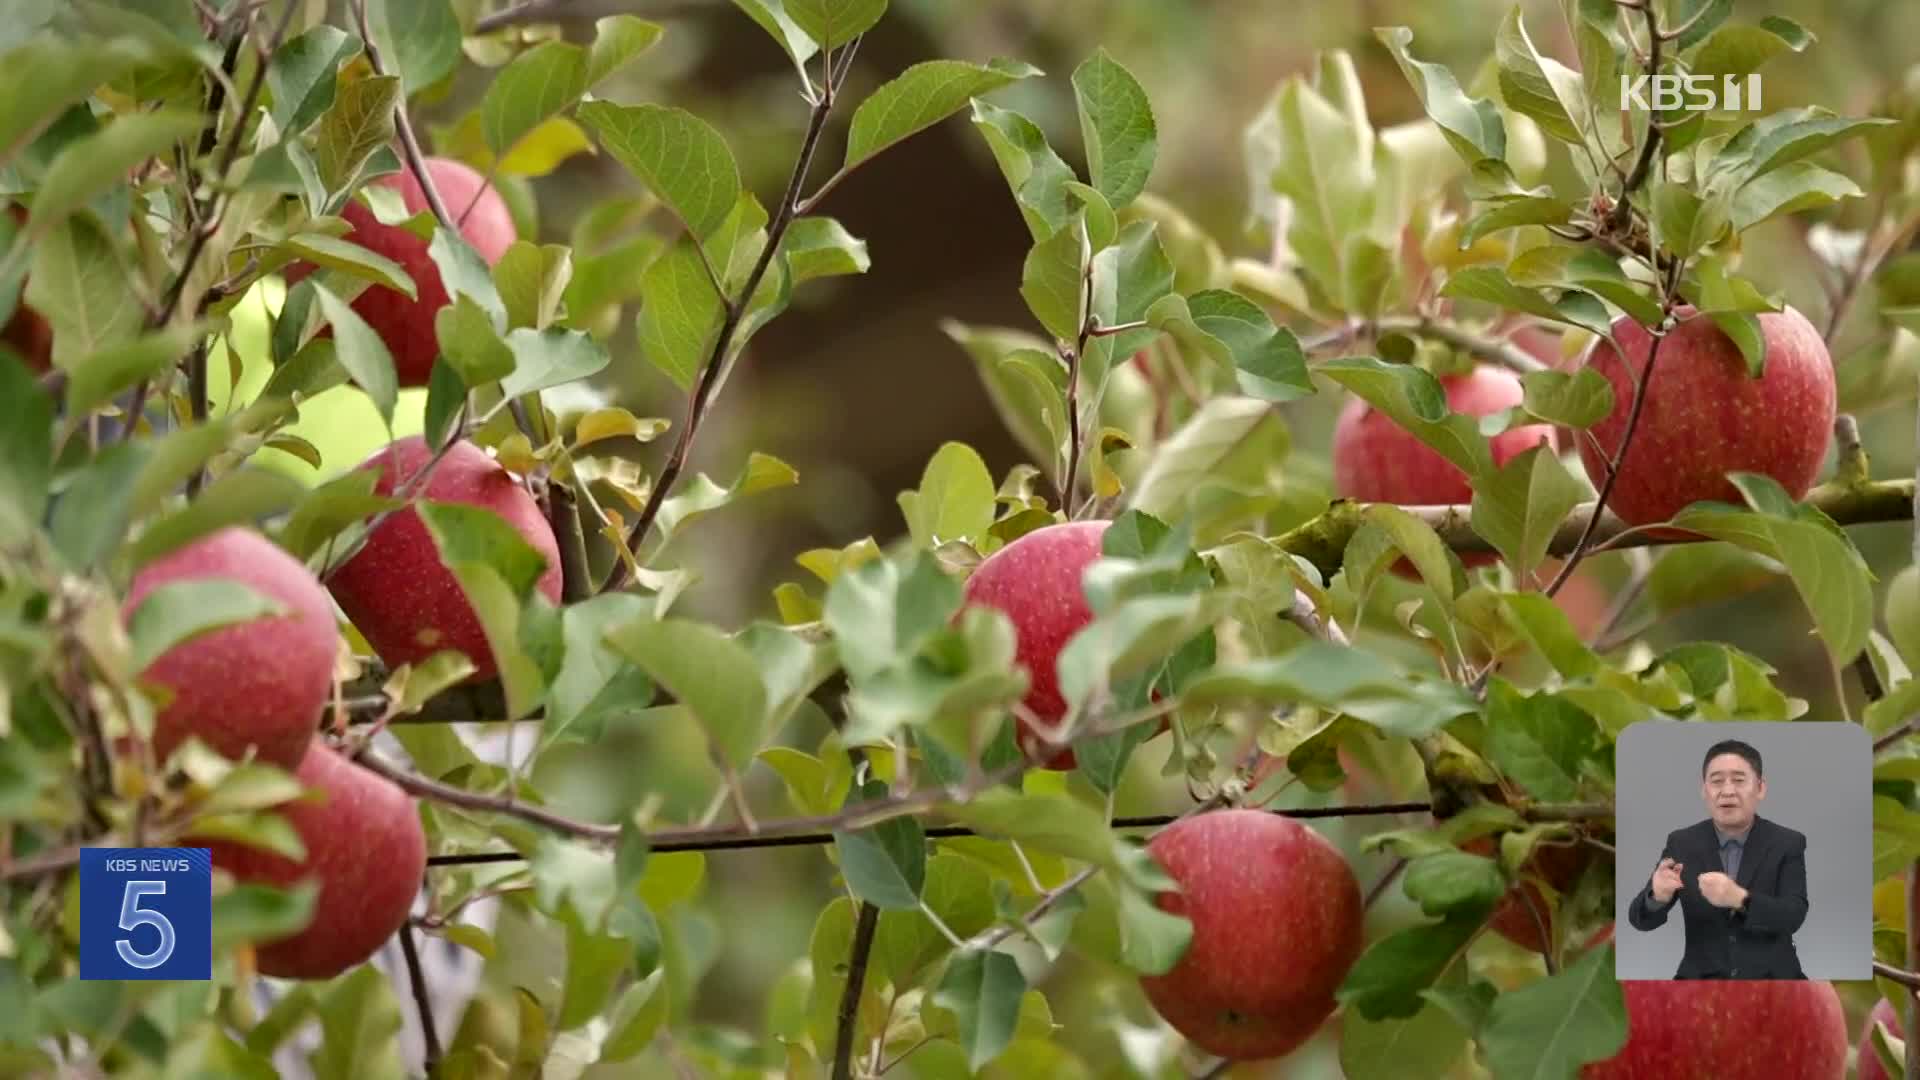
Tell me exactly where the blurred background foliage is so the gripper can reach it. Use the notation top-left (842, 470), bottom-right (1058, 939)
top-left (48, 0), bottom-right (1914, 1074)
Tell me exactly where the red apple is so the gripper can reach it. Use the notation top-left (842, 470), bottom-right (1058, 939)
top-left (1860, 998), bottom-right (1903, 1080)
top-left (122, 527), bottom-right (340, 770)
top-left (1581, 979), bottom-right (1848, 1079)
top-left (961, 519), bottom-right (1174, 770)
top-left (1463, 835), bottom-right (1590, 954)
top-left (199, 740), bottom-right (425, 979)
top-left (327, 437), bottom-right (562, 681)
top-left (2, 203), bottom-right (52, 374)
top-left (285, 157), bottom-right (516, 387)
top-left (1576, 306), bottom-right (1834, 533)
top-left (1139, 808), bottom-right (1365, 1062)
top-left (1331, 365), bottom-right (1559, 575)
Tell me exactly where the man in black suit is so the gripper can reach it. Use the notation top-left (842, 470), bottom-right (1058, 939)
top-left (1627, 738), bottom-right (1809, 979)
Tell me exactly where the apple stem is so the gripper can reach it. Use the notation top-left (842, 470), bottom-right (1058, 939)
top-left (601, 35), bottom-right (862, 593)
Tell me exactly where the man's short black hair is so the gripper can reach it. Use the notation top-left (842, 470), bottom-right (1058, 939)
top-left (1702, 739), bottom-right (1762, 779)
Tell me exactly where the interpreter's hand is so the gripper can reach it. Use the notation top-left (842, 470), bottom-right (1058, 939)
top-left (1697, 871), bottom-right (1748, 910)
top-left (1650, 857), bottom-right (1684, 903)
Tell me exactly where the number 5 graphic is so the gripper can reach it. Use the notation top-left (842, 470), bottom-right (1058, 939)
top-left (116, 881), bottom-right (175, 970)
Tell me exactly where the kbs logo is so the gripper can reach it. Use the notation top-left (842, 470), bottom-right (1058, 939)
top-left (1621, 73), bottom-right (1763, 112)
top-left (78, 847), bottom-right (212, 980)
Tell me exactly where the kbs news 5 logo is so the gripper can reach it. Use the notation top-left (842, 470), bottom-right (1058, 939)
top-left (78, 848), bottom-right (213, 981)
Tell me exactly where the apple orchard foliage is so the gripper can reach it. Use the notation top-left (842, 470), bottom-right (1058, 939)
top-left (5, 1), bottom-right (1920, 1078)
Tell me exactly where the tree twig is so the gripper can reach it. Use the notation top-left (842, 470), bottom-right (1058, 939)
top-left (398, 913), bottom-right (443, 1076)
top-left (1544, 302), bottom-right (1673, 599)
top-left (1061, 269), bottom-right (1095, 514)
top-left (1908, 870), bottom-right (1920, 1080)
top-left (830, 902), bottom-right (880, 1080)
top-left (1605, 0), bottom-right (1664, 234)
top-left (601, 37), bottom-right (861, 592)
top-left (351, 0), bottom-right (456, 230)
top-left (1875, 960), bottom-right (1920, 990)
top-left (420, 801), bottom-right (1440, 865)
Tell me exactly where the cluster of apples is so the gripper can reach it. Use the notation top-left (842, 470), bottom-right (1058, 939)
top-left (1331, 306), bottom-right (1836, 554)
top-left (117, 159), bottom-right (556, 979)
top-left (964, 294), bottom-right (1848, 1062)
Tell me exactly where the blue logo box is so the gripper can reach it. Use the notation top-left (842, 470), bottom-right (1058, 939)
top-left (79, 847), bottom-right (212, 981)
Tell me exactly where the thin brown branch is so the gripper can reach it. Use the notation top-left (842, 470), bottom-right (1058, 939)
top-left (830, 900), bottom-right (880, 1080)
top-left (0, 844), bottom-right (82, 883)
top-left (1364, 856), bottom-right (1408, 909)
top-left (398, 912), bottom-right (443, 1076)
top-left (422, 801), bottom-right (1440, 865)
top-left (1880, 718), bottom-right (1920, 754)
top-left (1376, 315), bottom-right (1549, 375)
top-left (1516, 878), bottom-right (1558, 976)
top-left (156, 0), bottom-right (299, 327)
top-left (602, 37), bottom-right (861, 592)
top-left (1545, 287), bottom-right (1677, 598)
top-left (1061, 269), bottom-right (1094, 514)
top-left (1605, 0), bottom-right (1663, 233)
top-left (1876, 961), bottom-right (1920, 990)
top-left (548, 480), bottom-right (592, 603)
top-left (351, 0), bottom-right (457, 231)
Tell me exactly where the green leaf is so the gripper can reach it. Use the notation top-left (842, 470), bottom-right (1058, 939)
top-left (602, 616), bottom-right (770, 771)
top-left (1558, 249), bottom-right (1664, 328)
top-left (1480, 942), bottom-right (1627, 1078)
top-left (971, 100), bottom-right (1078, 241)
top-left (434, 293), bottom-right (514, 387)
top-left (1501, 591), bottom-right (1601, 679)
top-left (307, 282), bottom-right (398, 426)
top-left (0, 355), bottom-right (53, 545)
top-left (1440, 266), bottom-right (1612, 338)
top-left (1341, 1000), bottom-right (1471, 1080)
top-left (843, 57), bottom-right (1041, 173)
top-left (1181, 640), bottom-right (1477, 738)
top-left (211, 882), bottom-right (318, 951)
top-left (1495, 6), bottom-right (1587, 145)
top-left (308, 965), bottom-right (405, 1080)
top-left (636, 237), bottom-right (725, 391)
top-left (491, 242), bottom-right (564, 330)
top-left (782, 216), bottom-right (870, 283)
top-left (1267, 77), bottom-right (1381, 314)
top-left (1519, 367), bottom-right (1614, 429)
top-left (940, 790), bottom-right (1154, 885)
top-left (1731, 162), bottom-right (1863, 233)
top-left (1468, 444), bottom-right (1583, 578)
top-left (730, 0), bottom-right (821, 83)
top-left (1338, 909), bottom-right (1484, 1021)
top-left (586, 15), bottom-right (666, 87)
top-left (900, 441), bottom-right (997, 548)
top-left (498, 326), bottom-right (610, 398)
top-left (279, 233), bottom-right (416, 300)
top-left (823, 549), bottom-right (963, 680)
top-left (1651, 181), bottom-right (1728, 259)
top-left (480, 41), bottom-right (589, 158)
top-left (1401, 851), bottom-right (1504, 918)
top-left (1670, 476), bottom-right (1873, 666)
top-left (1319, 357), bottom-right (1492, 479)
top-left (941, 322), bottom-right (1067, 471)
top-left (0, 36), bottom-right (151, 168)
top-left (1128, 395), bottom-right (1288, 521)
top-left (1071, 49), bottom-right (1156, 209)
top-left (31, 109), bottom-right (201, 236)
top-left (363, 0), bottom-right (459, 95)
top-left (931, 949), bottom-right (1027, 1072)
top-left (1483, 680), bottom-right (1598, 802)
top-left (1373, 27), bottom-right (1506, 164)
top-left (1713, 107), bottom-right (1894, 185)
top-left (1021, 216), bottom-right (1085, 341)
top-left (784, 0), bottom-right (886, 48)
top-left (1188, 289), bottom-right (1312, 402)
top-left (597, 968), bottom-right (668, 1062)
top-left (1117, 885), bottom-right (1193, 975)
top-left (577, 101), bottom-right (741, 239)
top-left (314, 75), bottom-right (400, 193)
top-left (28, 215), bottom-right (139, 368)
top-left (126, 579), bottom-right (287, 673)
top-left (1875, 796), bottom-right (1920, 881)
top-left (833, 778), bottom-right (927, 910)
top-left (62, 322), bottom-right (201, 424)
